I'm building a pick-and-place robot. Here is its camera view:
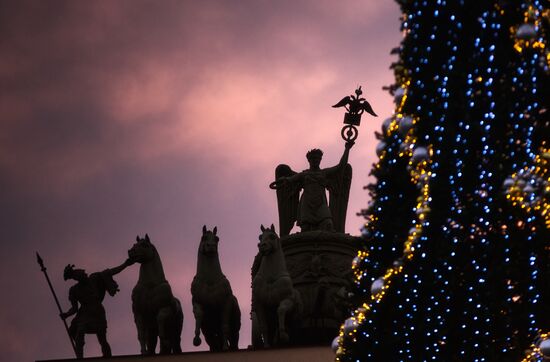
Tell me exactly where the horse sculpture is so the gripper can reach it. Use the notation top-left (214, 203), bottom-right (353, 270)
top-left (191, 226), bottom-right (241, 351)
top-left (128, 234), bottom-right (183, 354)
top-left (252, 224), bottom-right (302, 348)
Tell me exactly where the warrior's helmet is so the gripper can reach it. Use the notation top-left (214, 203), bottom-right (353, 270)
top-left (63, 264), bottom-right (76, 280)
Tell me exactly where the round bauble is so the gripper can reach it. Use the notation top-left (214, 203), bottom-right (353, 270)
top-left (376, 141), bottom-right (387, 157)
top-left (394, 87), bottom-right (405, 104)
top-left (540, 338), bottom-right (550, 357)
top-left (399, 142), bottom-right (410, 153)
top-left (411, 147), bottom-right (429, 163)
top-left (523, 184), bottom-right (535, 193)
top-left (343, 317), bottom-right (357, 334)
top-left (516, 23), bottom-right (537, 40)
top-left (331, 336), bottom-right (341, 352)
top-left (382, 117), bottom-right (393, 134)
top-left (352, 256), bottom-right (361, 269)
top-left (371, 278), bottom-right (384, 295)
top-left (398, 116), bottom-right (414, 137)
top-left (503, 177), bottom-right (514, 188)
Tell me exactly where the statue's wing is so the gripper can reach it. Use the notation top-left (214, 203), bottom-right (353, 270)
top-left (328, 163), bottom-right (352, 233)
top-left (332, 96), bottom-right (351, 108)
top-left (361, 100), bottom-right (378, 117)
top-left (274, 164), bottom-right (299, 237)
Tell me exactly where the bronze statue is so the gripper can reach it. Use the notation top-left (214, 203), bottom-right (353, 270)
top-left (251, 88), bottom-right (368, 346)
top-left (191, 226), bottom-right (241, 351)
top-left (252, 224), bottom-right (302, 348)
top-left (270, 141), bottom-right (354, 236)
top-left (60, 260), bottom-right (133, 358)
top-left (128, 234), bottom-right (183, 355)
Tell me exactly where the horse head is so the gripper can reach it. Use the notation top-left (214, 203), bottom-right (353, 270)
top-left (258, 224), bottom-right (279, 255)
top-left (199, 225), bottom-right (219, 256)
top-left (128, 234), bottom-right (157, 264)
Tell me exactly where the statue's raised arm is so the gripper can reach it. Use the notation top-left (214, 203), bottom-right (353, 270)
top-left (326, 141), bottom-right (354, 233)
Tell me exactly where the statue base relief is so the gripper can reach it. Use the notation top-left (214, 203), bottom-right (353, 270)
top-left (280, 230), bottom-right (360, 345)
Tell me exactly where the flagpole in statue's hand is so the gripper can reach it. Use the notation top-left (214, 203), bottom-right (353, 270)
top-left (36, 252), bottom-right (78, 358)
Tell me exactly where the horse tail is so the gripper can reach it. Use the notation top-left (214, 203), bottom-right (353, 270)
top-left (172, 297), bottom-right (183, 353)
top-left (229, 295), bottom-right (241, 350)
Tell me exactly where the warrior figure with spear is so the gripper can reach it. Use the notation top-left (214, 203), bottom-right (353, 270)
top-left (59, 259), bottom-right (133, 358)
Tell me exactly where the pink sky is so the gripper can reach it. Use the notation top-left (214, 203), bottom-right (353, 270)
top-left (0, 1), bottom-right (401, 360)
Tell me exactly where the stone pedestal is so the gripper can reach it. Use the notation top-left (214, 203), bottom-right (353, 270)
top-left (281, 231), bottom-right (360, 345)
top-left (37, 346), bottom-right (334, 362)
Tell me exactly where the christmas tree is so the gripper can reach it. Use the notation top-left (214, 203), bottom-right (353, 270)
top-left (336, 0), bottom-right (549, 360)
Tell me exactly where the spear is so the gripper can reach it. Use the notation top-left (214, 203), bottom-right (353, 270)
top-left (36, 252), bottom-right (78, 358)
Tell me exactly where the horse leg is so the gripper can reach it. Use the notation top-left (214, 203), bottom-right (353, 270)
top-left (146, 322), bottom-right (158, 355)
top-left (192, 301), bottom-right (203, 347)
top-left (277, 298), bottom-right (294, 344)
top-left (251, 310), bottom-right (263, 349)
top-left (96, 330), bottom-right (112, 357)
top-left (132, 306), bottom-right (147, 354)
top-left (157, 306), bottom-right (172, 354)
top-left (255, 304), bottom-right (271, 348)
top-left (221, 299), bottom-right (233, 351)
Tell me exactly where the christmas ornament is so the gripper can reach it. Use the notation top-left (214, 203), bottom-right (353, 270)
top-left (376, 141), bottom-right (387, 157)
top-left (398, 116), bottom-right (414, 137)
top-left (540, 338), bottom-right (550, 357)
top-left (371, 278), bottom-right (384, 295)
top-left (331, 336), bottom-right (341, 352)
top-left (411, 146), bottom-right (429, 163)
top-left (516, 23), bottom-right (537, 40)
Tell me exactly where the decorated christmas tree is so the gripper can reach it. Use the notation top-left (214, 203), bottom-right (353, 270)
top-left (336, 0), bottom-right (549, 360)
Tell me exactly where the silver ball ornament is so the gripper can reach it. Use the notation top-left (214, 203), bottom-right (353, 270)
top-left (343, 317), bottom-right (357, 334)
top-left (411, 147), bottom-right (429, 163)
top-left (331, 336), bottom-right (341, 352)
top-left (523, 184), bottom-right (535, 193)
top-left (503, 177), bottom-right (514, 188)
top-left (516, 23), bottom-right (537, 40)
top-left (540, 338), bottom-right (550, 357)
top-left (394, 87), bottom-right (405, 104)
top-left (382, 118), bottom-right (393, 134)
top-left (376, 141), bottom-right (387, 157)
top-left (398, 116), bottom-right (414, 137)
top-left (371, 278), bottom-right (384, 295)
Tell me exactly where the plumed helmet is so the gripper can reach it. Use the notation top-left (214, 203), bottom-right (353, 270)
top-left (63, 264), bottom-right (75, 280)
